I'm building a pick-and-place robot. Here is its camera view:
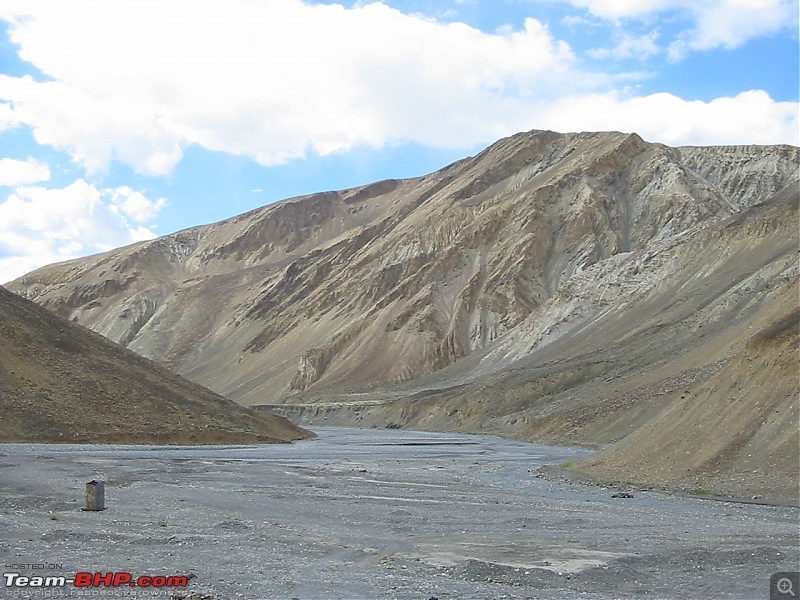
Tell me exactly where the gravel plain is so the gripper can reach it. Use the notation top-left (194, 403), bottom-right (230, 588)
top-left (1, 427), bottom-right (797, 600)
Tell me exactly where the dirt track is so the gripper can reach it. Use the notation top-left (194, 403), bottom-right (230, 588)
top-left (1, 427), bottom-right (797, 599)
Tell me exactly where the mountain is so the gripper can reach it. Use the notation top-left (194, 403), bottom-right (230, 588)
top-left (7, 130), bottom-right (798, 499)
top-left (0, 285), bottom-right (312, 443)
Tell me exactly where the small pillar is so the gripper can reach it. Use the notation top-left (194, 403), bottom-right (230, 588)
top-left (84, 480), bottom-right (105, 511)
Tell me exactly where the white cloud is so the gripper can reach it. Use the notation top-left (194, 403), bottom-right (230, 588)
top-left (538, 90), bottom-right (799, 146)
top-left (0, 0), bottom-right (795, 186)
top-left (668, 0), bottom-right (798, 59)
top-left (0, 101), bottom-right (21, 133)
top-left (564, 0), bottom-right (796, 54)
top-left (108, 187), bottom-right (168, 223)
top-left (588, 31), bottom-right (661, 60)
top-left (0, 0), bottom-right (576, 175)
top-left (561, 14), bottom-right (601, 28)
top-left (0, 157), bottom-right (50, 186)
top-left (0, 179), bottom-right (166, 283)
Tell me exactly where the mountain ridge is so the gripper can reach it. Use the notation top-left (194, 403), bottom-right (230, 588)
top-left (7, 129), bottom-right (798, 498)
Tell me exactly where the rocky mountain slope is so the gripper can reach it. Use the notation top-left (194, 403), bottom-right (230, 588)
top-left (7, 129), bottom-right (798, 498)
top-left (0, 285), bottom-right (312, 443)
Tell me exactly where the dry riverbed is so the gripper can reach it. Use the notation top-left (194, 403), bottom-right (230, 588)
top-left (1, 427), bottom-right (797, 599)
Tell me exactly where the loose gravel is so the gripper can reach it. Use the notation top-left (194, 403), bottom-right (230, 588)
top-left (1, 427), bottom-right (797, 599)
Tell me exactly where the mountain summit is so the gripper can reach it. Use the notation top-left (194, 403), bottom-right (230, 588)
top-left (8, 129), bottom-right (798, 498)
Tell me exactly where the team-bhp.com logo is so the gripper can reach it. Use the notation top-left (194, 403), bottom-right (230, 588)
top-left (4, 572), bottom-right (189, 589)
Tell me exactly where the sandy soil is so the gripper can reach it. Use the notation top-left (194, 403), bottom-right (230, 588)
top-left (1, 427), bottom-right (797, 599)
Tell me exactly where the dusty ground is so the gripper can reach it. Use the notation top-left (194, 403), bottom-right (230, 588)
top-left (1, 427), bottom-right (798, 600)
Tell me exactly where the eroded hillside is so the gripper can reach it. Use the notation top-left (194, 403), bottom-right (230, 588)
top-left (8, 129), bottom-right (798, 498)
top-left (0, 286), bottom-right (312, 443)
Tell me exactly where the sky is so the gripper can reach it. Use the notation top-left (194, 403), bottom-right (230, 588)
top-left (0, 0), bottom-right (797, 283)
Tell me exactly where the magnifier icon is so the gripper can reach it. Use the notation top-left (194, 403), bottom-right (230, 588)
top-left (778, 578), bottom-right (796, 597)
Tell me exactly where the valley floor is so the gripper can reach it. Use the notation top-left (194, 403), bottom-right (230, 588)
top-left (1, 427), bottom-right (797, 599)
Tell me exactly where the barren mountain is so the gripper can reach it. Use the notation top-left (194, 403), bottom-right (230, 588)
top-left (7, 130), bottom-right (799, 499)
top-left (0, 285), bottom-right (311, 443)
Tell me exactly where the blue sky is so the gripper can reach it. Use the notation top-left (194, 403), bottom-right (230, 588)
top-left (0, 0), bottom-right (797, 283)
